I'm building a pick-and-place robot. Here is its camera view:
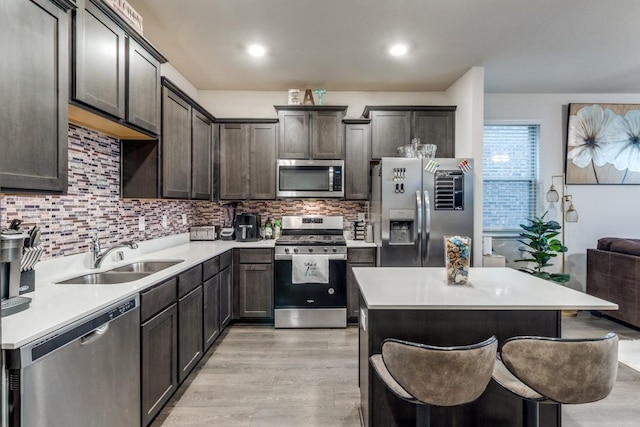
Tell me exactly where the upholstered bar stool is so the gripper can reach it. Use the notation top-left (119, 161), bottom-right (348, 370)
top-left (492, 332), bottom-right (618, 427)
top-left (369, 336), bottom-right (497, 427)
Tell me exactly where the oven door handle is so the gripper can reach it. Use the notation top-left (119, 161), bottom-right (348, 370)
top-left (275, 254), bottom-right (348, 261)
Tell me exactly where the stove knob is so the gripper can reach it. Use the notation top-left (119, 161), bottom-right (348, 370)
top-left (332, 248), bottom-right (337, 253)
top-left (284, 248), bottom-right (290, 253)
top-left (323, 247), bottom-right (329, 253)
top-left (308, 247), bottom-right (313, 253)
top-left (293, 248), bottom-right (299, 253)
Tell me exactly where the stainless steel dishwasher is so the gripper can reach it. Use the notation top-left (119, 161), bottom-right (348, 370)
top-left (6, 296), bottom-right (140, 427)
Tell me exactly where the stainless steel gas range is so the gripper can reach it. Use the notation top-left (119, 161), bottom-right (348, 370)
top-left (274, 216), bottom-right (347, 328)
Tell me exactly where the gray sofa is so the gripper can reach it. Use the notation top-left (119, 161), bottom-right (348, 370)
top-left (587, 237), bottom-right (640, 329)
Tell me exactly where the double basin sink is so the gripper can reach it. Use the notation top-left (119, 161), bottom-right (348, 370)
top-left (57, 260), bottom-right (184, 285)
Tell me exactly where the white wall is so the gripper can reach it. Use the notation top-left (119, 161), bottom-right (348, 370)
top-left (161, 63), bottom-right (199, 100)
top-left (485, 93), bottom-right (640, 292)
top-left (446, 67), bottom-right (485, 265)
top-left (197, 90), bottom-right (450, 119)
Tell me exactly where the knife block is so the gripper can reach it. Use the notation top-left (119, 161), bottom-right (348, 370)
top-left (19, 269), bottom-right (35, 294)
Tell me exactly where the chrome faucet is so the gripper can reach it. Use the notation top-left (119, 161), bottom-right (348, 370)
top-left (92, 234), bottom-right (138, 269)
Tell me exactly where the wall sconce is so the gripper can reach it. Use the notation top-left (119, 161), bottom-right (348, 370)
top-left (546, 175), bottom-right (578, 223)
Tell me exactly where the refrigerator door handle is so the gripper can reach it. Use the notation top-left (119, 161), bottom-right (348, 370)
top-left (423, 191), bottom-right (431, 263)
top-left (416, 191), bottom-right (422, 260)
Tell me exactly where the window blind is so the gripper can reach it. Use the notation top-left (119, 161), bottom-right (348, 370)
top-left (483, 124), bottom-right (539, 231)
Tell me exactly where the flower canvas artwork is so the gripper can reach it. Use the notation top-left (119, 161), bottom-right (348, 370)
top-left (566, 103), bottom-right (640, 184)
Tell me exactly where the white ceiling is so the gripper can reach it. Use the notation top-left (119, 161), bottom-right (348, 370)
top-left (127, 0), bottom-right (640, 93)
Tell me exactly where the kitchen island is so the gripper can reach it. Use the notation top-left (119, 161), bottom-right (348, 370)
top-left (354, 267), bottom-right (617, 427)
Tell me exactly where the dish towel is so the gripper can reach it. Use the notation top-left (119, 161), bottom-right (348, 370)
top-left (291, 255), bottom-right (329, 284)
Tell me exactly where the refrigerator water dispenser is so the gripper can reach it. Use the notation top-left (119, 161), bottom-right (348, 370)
top-left (389, 209), bottom-right (414, 245)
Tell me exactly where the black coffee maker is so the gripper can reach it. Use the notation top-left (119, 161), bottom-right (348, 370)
top-left (219, 203), bottom-right (237, 241)
top-left (235, 213), bottom-right (261, 242)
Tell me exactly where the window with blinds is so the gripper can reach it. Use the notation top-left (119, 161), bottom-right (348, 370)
top-left (483, 124), bottom-right (539, 231)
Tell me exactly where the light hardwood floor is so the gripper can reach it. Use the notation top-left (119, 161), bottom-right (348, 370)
top-left (152, 312), bottom-right (640, 427)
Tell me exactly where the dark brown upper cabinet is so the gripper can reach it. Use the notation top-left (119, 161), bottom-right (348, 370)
top-left (363, 106), bottom-right (456, 159)
top-left (218, 119), bottom-right (278, 200)
top-left (71, 0), bottom-right (165, 138)
top-left (219, 123), bottom-right (248, 200)
top-left (122, 78), bottom-right (215, 200)
top-left (191, 109), bottom-right (213, 200)
top-left (153, 79), bottom-right (214, 200)
top-left (344, 119), bottom-right (371, 200)
top-left (412, 109), bottom-right (455, 158)
top-left (250, 123), bottom-right (278, 199)
top-left (275, 105), bottom-right (347, 160)
top-left (127, 37), bottom-right (161, 135)
top-left (162, 86), bottom-right (192, 199)
top-left (0, 0), bottom-right (73, 193)
top-left (74, 0), bottom-right (126, 119)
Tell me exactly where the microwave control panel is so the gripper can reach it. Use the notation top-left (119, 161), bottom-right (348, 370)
top-left (332, 167), bottom-right (343, 191)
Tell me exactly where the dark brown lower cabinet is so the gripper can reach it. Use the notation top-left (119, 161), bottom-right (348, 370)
top-left (141, 304), bottom-right (177, 426)
top-left (177, 286), bottom-right (203, 383)
top-left (219, 266), bottom-right (232, 330)
top-left (203, 275), bottom-right (220, 350)
top-left (347, 248), bottom-right (377, 322)
top-left (238, 263), bottom-right (273, 318)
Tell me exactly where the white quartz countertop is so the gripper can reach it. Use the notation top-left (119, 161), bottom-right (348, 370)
top-left (2, 238), bottom-right (275, 349)
top-left (344, 240), bottom-right (378, 248)
top-left (353, 267), bottom-right (618, 311)
top-left (3, 236), bottom-right (375, 349)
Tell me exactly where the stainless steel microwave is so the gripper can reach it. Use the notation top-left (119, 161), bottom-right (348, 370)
top-left (277, 159), bottom-right (344, 198)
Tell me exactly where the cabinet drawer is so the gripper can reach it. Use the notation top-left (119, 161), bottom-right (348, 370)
top-left (203, 256), bottom-right (220, 281)
top-left (238, 249), bottom-right (272, 264)
top-left (178, 265), bottom-right (203, 297)
top-left (348, 248), bottom-right (376, 263)
top-left (140, 278), bottom-right (177, 323)
top-left (220, 250), bottom-right (232, 269)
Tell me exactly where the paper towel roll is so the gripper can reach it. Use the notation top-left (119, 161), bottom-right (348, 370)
top-left (482, 236), bottom-right (493, 255)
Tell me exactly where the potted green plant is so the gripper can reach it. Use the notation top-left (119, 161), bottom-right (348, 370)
top-left (516, 212), bottom-right (570, 283)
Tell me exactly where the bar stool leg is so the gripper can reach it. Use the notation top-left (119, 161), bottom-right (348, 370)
top-left (416, 404), bottom-right (431, 427)
top-left (523, 400), bottom-right (539, 427)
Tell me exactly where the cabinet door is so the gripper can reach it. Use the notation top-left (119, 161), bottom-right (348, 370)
top-left (191, 110), bottom-right (212, 200)
top-left (127, 37), bottom-right (161, 134)
top-left (347, 262), bottom-right (375, 320)
top-left (219, 266), bottom-right (233, 330)
top-left (0, 0), bottom-right (69, 192)
top-left (238, 264), bottom-right (273, 318)
top-left (345, 123), bottom-right (371, 200)
top-left (249, 123), bottom-right (277, 200)
top-left (370, 111), bottom-right (410, 159)
top-left (347, 248), bottom-right (376, 321)
top-left (203, 275), bottom-right (220, 351)
top-left (74, 0), bottom-right (126, 119)
top-left (412, 110), bottom-right (455, 158)
top-left (162, 87), bottom-right (192, 199)
top-left (277, 110), bottom-right (309, 159)
top-left (141, 304), bottom-right (177, 426)
top-left (311, 110), bottom-right (345, 159)
top-left (219, 123), bottom-right (249, 200)
top-left (178, 286), bottom-right (203, 383)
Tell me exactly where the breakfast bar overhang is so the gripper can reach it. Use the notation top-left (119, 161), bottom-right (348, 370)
top-left (354, 267), bottom-right (618, 427)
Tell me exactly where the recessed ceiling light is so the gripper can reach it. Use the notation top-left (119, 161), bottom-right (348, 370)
top-left (389, 43), bottom-right (408, 57)
top-left (247, 44), bottom-right (266, 57)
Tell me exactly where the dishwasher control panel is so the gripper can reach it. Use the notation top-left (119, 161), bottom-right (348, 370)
top-left (109, 298), bottom-right (137, 320)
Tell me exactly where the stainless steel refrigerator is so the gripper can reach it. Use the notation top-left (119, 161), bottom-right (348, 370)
top-left (371, 157), bottom-right (474, 267)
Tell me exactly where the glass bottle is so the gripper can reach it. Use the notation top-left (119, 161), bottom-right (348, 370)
top-left (265, 218), bottom-right (273, 239)
top-left (274, 219), bottom-right (281, 239)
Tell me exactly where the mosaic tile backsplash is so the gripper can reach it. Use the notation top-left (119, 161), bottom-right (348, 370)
top-left (0, 124), bottom-right (366, 259)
